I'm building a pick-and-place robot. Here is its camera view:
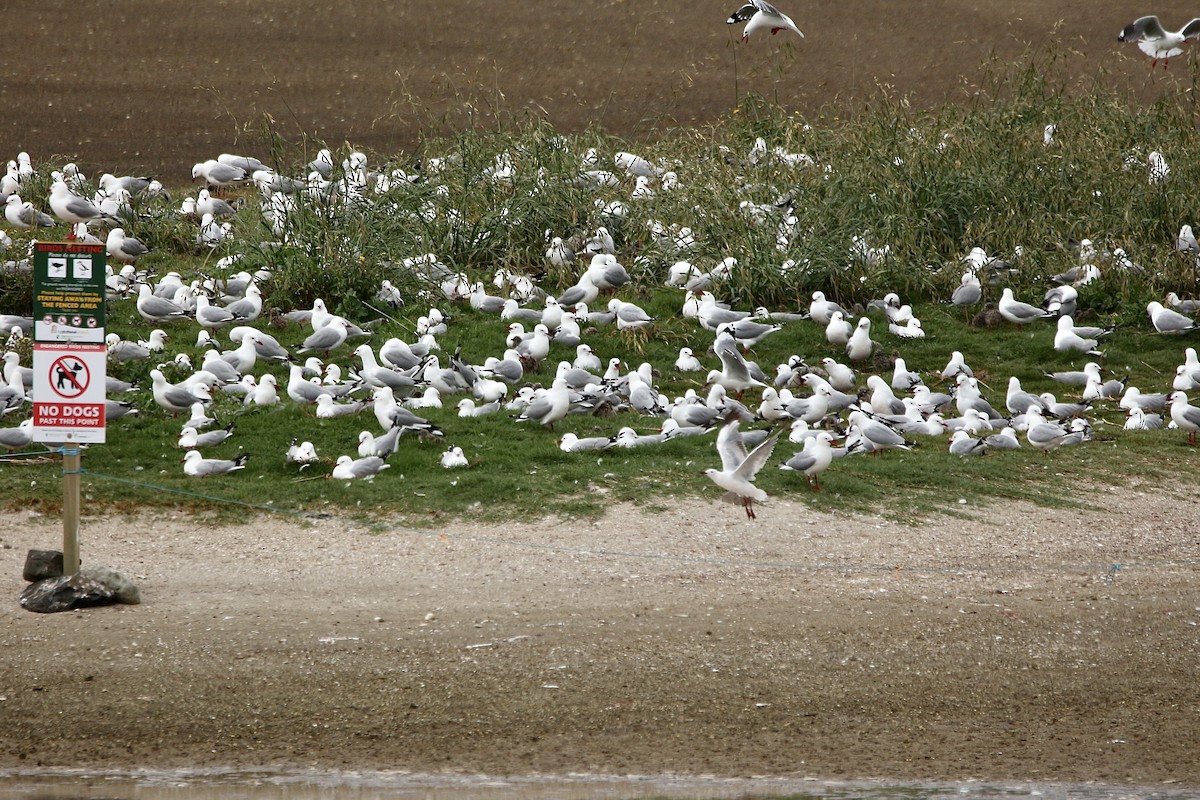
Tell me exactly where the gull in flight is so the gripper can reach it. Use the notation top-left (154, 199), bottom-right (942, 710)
top-left (1119, 16), bottom-right (1200, 68)
top-left (704, 419), bottom-right (782, 520)
top-left (727, 0), bottom-right (804, 42)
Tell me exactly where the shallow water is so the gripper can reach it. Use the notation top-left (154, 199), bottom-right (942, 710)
top-left (0, 769), bottom-right (1193, 800)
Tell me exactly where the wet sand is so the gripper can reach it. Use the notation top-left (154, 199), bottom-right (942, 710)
top-left (2, 487), bottom-right (1198, 787)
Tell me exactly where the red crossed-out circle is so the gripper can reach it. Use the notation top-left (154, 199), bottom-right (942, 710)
top-left (48, 355), bottom-right (90, 399)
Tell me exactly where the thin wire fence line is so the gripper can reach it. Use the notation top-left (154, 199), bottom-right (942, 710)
top-left (62, 466), bottom-right (1200, 579)
top-left (0, 448), bottom-right (64, 460)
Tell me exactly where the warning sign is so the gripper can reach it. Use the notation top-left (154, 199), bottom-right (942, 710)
top-left (32, 343), bottom-right (107, 444)
top-left (33, 242), bottom-right (106, 344)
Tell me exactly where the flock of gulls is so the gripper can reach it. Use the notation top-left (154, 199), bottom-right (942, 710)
top-left (1, 7), bottom-right (1200, 518)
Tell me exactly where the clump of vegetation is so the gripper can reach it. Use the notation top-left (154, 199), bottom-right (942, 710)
top-left (2, 48), bottom-right (1199, 522)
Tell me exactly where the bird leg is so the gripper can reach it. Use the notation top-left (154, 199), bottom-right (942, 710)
top-left (1189, 430), bottom-right (1197, 446)
top-left (813, 475), bottom-right (821, 493)
top-left (743, 497), bottom-right (756, 519)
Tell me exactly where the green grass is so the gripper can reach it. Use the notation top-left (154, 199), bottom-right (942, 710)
top-left (3, 47), bottom-right (1200, 523)
top-left (3, 295), bottom-right (1196, 525)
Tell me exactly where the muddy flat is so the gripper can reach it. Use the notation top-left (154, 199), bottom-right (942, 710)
top-left (2, 486), bottom-right (1198, 785)
top-left (1, 1), bottom-right (1186, 174)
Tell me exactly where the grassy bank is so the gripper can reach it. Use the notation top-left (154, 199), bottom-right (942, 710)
top-left (2, 52), bottom-right (1200, 523)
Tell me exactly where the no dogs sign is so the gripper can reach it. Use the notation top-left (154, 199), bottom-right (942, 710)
top-left (32, 343), bottom-right (107, 443)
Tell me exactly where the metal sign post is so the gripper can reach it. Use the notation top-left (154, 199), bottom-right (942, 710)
top-left (30, 241), bottom-right (107, 575)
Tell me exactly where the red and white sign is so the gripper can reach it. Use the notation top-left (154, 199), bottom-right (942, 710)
top-left (32, 343), bottom-right (107, 444)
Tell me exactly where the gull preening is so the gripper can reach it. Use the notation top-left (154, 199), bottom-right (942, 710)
top-left (726, 0), bottom-right (804, 42)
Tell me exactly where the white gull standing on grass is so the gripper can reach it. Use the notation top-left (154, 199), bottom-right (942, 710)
top-left (514, 379), bottom-right (572, 430)
top-left (845, 318), bottom-right (875, 362)
top-left (779, 431), bottom-right (835, 492)
top-left (48, 181), bottom-right (109, 230)
top-left (607, 298), bottom-right (655, 330)
top-left (105, 227), bottom-right (150, 264)
top-left (998, 287), bottom-right (1053, 329)
top-left (704, 419), bottom-right (782, 520)
top-left (4, 195), bottom-right (54, 229)
top-left (192, 159), bottom-right (247, 190)
top-left (807, 291), bottom-right (850, 326)
top-left (1167, 391), bottom-right (1200, 445)
top-left (150, 369), bottom-right (211, 414)
top-left (1147, 301), bottom-right (1199, 334)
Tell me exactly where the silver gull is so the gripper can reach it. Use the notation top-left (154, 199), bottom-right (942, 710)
top-left (178, 423), bottom-right (236, 449)
top-left (704, 419), bottom-right (782, 520)
top-left (779, 431), bottom-right (834, 491)
top-left (1147, 301), bottom-right (1198, 334)
top-left (183, 450), bottom-right (249, 477)
top-left (1167, 391), bottom-right (1200, 444)
top-left (948, 430), bottom-right (988, 457)
top-left (998, 287), bottom-right (1053, 328)
top-left (4, 195), bottom-right (53, 229)
top-left (331, 455), bottom-right (390, 482)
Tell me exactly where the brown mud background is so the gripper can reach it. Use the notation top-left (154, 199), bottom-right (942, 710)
top-left (1, 489), bottom-right (1199, 786)
top-left (3, 1), bottom-right (1199, 176)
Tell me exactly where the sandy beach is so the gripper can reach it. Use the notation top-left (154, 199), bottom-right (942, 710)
top-left (2, 485), bottom-right (1198, 787)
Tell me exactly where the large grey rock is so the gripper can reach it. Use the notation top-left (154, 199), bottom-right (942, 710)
top-left (80, 565), bottom-right (141, 604)
top-left (20, 574), bottom-right (117, 614)
top-left (23, 549), bottom-right (63, 582)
